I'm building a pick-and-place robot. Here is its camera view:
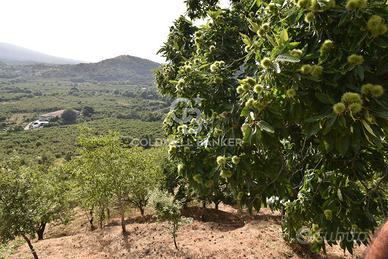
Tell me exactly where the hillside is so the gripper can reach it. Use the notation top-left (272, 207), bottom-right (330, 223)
top-left (0, 55), bottom-right (160, 85)
top-left (0, 43), bottom-right (80, 65)
top-left (42, 55), bottom-right (160, 85)
top-left (2, 206), bottom-right (365, 259)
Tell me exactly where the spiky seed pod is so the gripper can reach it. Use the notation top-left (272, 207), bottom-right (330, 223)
top-left (349, 103), bottom-right (363, 114)
top-left (312, 224), bottom-right (320, 232)
top-left (184, 65), bottom-right (192, 73)
top-left (214, 77), bottom-right (223, 85)
top-left (333, 103), bottom-right (346, 115)
top-left (311, 65), bottom-right (323, 77)
top-left (286, 89), bottom-right (297, 98)
top-left (367, 15), bottom-right (383, 29)
top-left (267, 3), bottom-right (277, 13)
top-left (261, 58), bottom-right (272, 69)
top-left (254, 84), bottom-right (262, 93)
top-left (257, 28), bottom-right (266, 36)
top-left (261, 23), bottom-right (270, 31)
top-left (324, 210), bottom-right (333, 221)
top-left (371, 84), bottom-right (384, 97)
top-left (361, 83), bottom-right (374, 95)
top-left (305, 12), bottom-right (315, 23)
top-left (341, 92), bottom-right (363, 105)
top-left (168, 144), bottom-right (177, 155)
top-left (290, 49), bottom-right (303, 58)
top-left (242, 83), bottom-right (251, 92)
top-left (216, 156), bottom-right (227, 166)
top-left (367, 15), bottom-right (387, 37)
top-left (236, 85), bottom-right (245, 94)
top-left (245, 98), bottom-right (255, 108)
top-left (220, 170), bottom-right (233, 179)
top-left (320, 40), bottom-right (334, 53)
top-left (246, 77), bottom-right (256, 86)
top-left (347, 54), bottom-right (364, 65)
top-left (178, 125), bottom-right (188, 134)
top-left (346, 0), bottom-right (365, 10)
top-left (300, 64), bottom-right (313, 74)
top-left (232, 155), bottom-right (241, 165)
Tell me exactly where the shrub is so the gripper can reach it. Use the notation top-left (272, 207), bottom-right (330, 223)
top-left (150, 189), bottom-right (190, 250)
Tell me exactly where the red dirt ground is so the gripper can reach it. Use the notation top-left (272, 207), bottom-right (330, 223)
top-left (5, 205), bottom-right (366, 259)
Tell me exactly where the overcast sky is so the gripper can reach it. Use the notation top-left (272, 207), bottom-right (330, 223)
top-left (0, 0), bottom-right (193, 63)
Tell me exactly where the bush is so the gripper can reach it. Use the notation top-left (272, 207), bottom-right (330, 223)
top-left (61, 109), bottom-right (78, 125)
top-left (150, 189), bottom-right (190, 250)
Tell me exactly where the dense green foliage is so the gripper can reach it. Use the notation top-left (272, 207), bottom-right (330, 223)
top-left (0, 156), bottom-right (70, 258)
top-left (68, 129), bottom-right (166, 230)
top-left (157, 0), bottom-right (388, 253)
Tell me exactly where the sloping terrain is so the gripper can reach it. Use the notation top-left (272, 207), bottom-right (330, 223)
top-left (0, 43), bottom-right (80, 65)
top-left (5, 206), bottom-right (365, 259)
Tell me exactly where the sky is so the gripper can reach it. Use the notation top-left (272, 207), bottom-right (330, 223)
top-left (0, 0), bottom-right (192, 63)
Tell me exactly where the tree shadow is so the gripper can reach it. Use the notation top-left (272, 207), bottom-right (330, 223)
top-left (105, 215), bottom-right (157, 228)
top-left (182, 206), bottom-right (245, 231)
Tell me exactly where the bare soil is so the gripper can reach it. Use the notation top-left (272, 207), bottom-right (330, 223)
top-left (6, 205), bottom-right (365, 259)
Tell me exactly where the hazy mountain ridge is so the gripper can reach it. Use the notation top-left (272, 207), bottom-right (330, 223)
top-left (0, 43), bottom-right (80, 65)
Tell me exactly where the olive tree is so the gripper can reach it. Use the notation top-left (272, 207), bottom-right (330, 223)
top-left (156, 0), bottom-right (388, 253)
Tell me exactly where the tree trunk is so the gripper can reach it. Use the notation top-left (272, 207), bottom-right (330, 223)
top-left (22, 234), bottom-right (39, 259)
top-left (215, 202), bottom-right (220, 210)
top-left (139, 207), bottom-right (145, 218)
top-left (89, 209), bottom-right (95, 231)
top-left (107, 208), bottom-right (111, 220)
top-left (173, 235), bottom-right (179, 250)
top-left (202, 201), bottom-right (206, 209)
top-left (37, 222), bottom-right (46, 240)
top-left (120, 208), bottom-right (127, 234)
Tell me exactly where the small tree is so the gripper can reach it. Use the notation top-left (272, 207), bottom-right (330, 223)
top-left (150, 189), bottom-right (189, 250)
top-left (0, 156), bottom-right (69, 259)
top-left (61, 109), bottom-right (77, 125)
top-left (127, 148), bottom-right (166, 217)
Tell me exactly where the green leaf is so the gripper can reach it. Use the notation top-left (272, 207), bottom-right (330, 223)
top-left (336, 134), bottom-right (350, 155)
top-left (276, 53), bottom-right (300, 63)
top-left (257, 120), bottom-right (275, 134)
top-left (337, 189), bottom-right (343, 201)
top-left (361, 120), bottom-right (377, 137)
top-left (279, 29), bottom-right (289, 44)
top-left (240, 33), bottom-right (252, 47)
top-left (315, 93), bottom-right (335, 105)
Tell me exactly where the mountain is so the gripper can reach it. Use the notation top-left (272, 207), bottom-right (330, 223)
top-left (41, 55), bottom-right (160, 85)
top-left (0, 55), bottom-right (160, 86)
top-left (0, 43), bottom-right (80, 65)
